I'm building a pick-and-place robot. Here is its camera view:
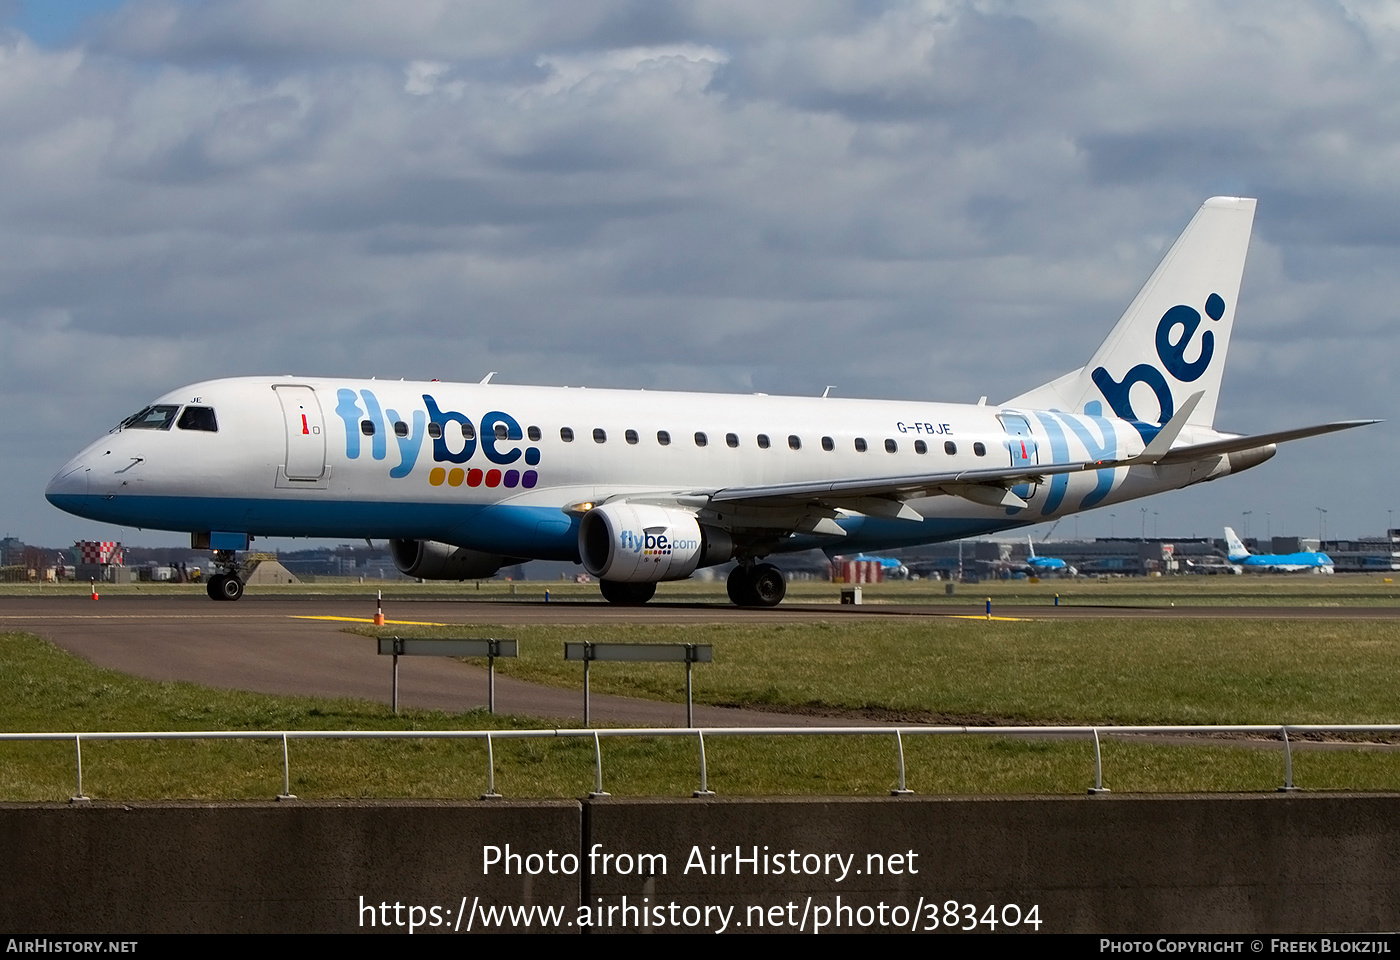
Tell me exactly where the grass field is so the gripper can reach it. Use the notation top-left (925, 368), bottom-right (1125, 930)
top-left (357, 618), bottom-right (1400, 726)
top-left (2, 575), bottom-right (1400, 800)
top-left (3, 630), bottom-right (1397, 802)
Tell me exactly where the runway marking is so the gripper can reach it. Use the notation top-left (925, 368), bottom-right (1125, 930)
top-left (292, 615), bottom-right (450, 626)
top-left (948, 615), bottom-right (1032, 622)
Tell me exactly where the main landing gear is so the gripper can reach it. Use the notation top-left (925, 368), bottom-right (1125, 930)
top-left (205, 550), bottom-right (244, 601)
top-left (595, 564), bottom-right (789, 608)
top-left (727, 562), bottom-right (786, 608)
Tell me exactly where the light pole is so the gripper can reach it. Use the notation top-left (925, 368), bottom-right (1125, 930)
top-left (1109, 513), bottom-right (1116, 538)
top-left (1140, 508), bottom-right (1147, 539)
top-left (1243, 510), bottom-right (1252, 540)
top-left (1316, 507), bottom-right (1327, 544)
top-left (1153, 511), bottom-right (1159, 539)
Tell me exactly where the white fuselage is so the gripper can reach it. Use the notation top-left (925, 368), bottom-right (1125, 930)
top-left (45, 376), bottom-right (1242, 561)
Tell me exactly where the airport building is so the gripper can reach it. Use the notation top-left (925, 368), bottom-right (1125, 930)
top-left (1318, 530), bottom-right (1400, 572)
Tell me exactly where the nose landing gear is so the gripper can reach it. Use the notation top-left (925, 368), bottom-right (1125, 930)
top-left (205, 550), bottom-right (245, 601)
top-left (206, 573), bottom-right (245, 601)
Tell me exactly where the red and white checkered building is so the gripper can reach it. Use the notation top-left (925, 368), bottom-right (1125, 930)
top-left (76, 541), bottom-right (123, 565)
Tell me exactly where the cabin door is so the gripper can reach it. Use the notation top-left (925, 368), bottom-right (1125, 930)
top-left (273, 384), bottom-right (327, 481)
top-left (998, 413), bottom-right (1039, 501)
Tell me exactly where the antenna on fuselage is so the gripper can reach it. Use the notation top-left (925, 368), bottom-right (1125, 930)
top-left (480, 372), bottom-right (497, 384)
top-left (821, 386), bottom-right (835, 398)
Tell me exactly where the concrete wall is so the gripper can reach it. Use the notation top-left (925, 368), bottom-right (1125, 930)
top-left (3, 794), bottom-right (1397, 934)
top-left (0, 800), bottom-right (580, 934)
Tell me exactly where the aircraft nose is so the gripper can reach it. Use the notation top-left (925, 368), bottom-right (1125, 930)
top-left (45, 458), bottom-right (90, 507)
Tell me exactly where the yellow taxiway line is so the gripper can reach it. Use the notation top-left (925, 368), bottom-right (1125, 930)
top-left (947, 615), bottom-right (1031, 621)
top-left (291, 615), bottom-right (450, 626)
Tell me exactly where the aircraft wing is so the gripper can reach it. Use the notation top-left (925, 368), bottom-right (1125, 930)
top-left (708, 459), bottom-right (1099, 512)
top-left (603, 415), bottom-right (1380, 538)
top-left (697, 417), bottom-right (1380, 525)
top-left (700, 395), bottom-right (1210, 514)
top-left (575, 458), bottom-right (1096, 519)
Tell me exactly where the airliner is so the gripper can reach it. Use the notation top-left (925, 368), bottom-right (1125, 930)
top-left (45, 197), bottom-right (1374, 605)
top-left (1025, 536), bottom-right (1072, 576)
top-left (1222, 526), bottom-right (1335, 574)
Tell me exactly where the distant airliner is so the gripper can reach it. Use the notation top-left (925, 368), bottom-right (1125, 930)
top-left (46, 198), bottom-right (1374, 605)
top-left (1223, 527), bottom-right (1335, 574)
top-left (1025, 536), bottom-right (1072, 576)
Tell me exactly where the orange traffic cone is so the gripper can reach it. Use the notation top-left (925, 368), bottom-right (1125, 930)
top-left (90, 578), bottom-right (99, 601)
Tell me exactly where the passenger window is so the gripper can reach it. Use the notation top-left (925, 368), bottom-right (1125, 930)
top-left (974, 442), bottom-right (986, 457)
top-left (885, 439), bottom-right (898, 453)
top-left (593, 428), bottom-right (607, 443)
top-left (757, 434), bottom-right (771, 449)
top-left (527, 425), bottom-right (541, 441)
top-left (560, 427), bottom-right (575, 442)
top-left (854, 437), bottom-right (867, 452)
top-left (788, 435), bottom-right (801, 450)
top-left (914, 440), bottom-right (927, 454)
top-left (726, 433), bottom-right (739, 448)
top-left (625, 429), bottom-right (639, 445)
top-left (944, 441), bottom-right (957, 455)
top-left (177, 406), bottom-right (218, 432)
top-left (428, 423), bottom-right (443, 440)
top-left (394, 421), bottom-right (408, 438)
top-left (657, 430), bottom-right (671, 446)
top-left (462, 422), bottom-right (476, 441)
top-left (360, 420), bottom-right (375, 436)
top-left (494, 423), bottom-right (509, 440)
top-left (695, 432), bottom-right (708, 447)
top-left (821, 436), bottom-right (834, 451)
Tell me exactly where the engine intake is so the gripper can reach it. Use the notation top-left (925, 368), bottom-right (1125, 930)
top-left (579, 503), bottom-right (733, 582)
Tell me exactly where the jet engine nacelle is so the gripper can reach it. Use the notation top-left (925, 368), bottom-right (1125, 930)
top-left (389, 538), bottom-right (508, 580)
top-left (579, 503), bottom-right (733, 582)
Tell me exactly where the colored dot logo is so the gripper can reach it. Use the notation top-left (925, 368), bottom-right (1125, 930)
top-left (430, 468), bottom-right (538, 488)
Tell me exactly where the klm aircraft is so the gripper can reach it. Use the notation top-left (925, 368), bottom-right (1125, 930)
top-left (46, 198), bottom-right (1374, 605)
top-left (1025, 537), bottom-right (1072, 575)
top-left (1223, 527), bottom-right (1335, 574)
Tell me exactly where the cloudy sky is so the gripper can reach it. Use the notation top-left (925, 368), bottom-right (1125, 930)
top-left (3, 0), bottom-right (1396, 549)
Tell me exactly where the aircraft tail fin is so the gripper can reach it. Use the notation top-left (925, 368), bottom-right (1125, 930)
top-left (1223, 526), bottom-right (1249, 560)
top-left (1006, 197), bottom-right (1256, 430)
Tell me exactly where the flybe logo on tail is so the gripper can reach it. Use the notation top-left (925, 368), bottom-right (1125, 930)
top-left (333, 388), bottom-right (542, 489)
top-left (1090, 293), bottom-right (1225, 428)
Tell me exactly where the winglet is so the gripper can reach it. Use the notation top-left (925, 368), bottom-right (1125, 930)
top-left (1138, 391), bottom-right (1203, 462)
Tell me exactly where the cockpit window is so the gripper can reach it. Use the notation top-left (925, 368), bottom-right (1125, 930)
top-left (117, 405), bottom-right (179, 431)
top-left (177, 406), bottom-right (218, 432)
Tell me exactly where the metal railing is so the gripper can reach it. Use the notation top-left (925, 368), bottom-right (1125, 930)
top-left (3, 724), bottom-right (1397, 802)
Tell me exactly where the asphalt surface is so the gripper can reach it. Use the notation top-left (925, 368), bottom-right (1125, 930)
top-left (4, 594), bottom-right (1398, 728)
